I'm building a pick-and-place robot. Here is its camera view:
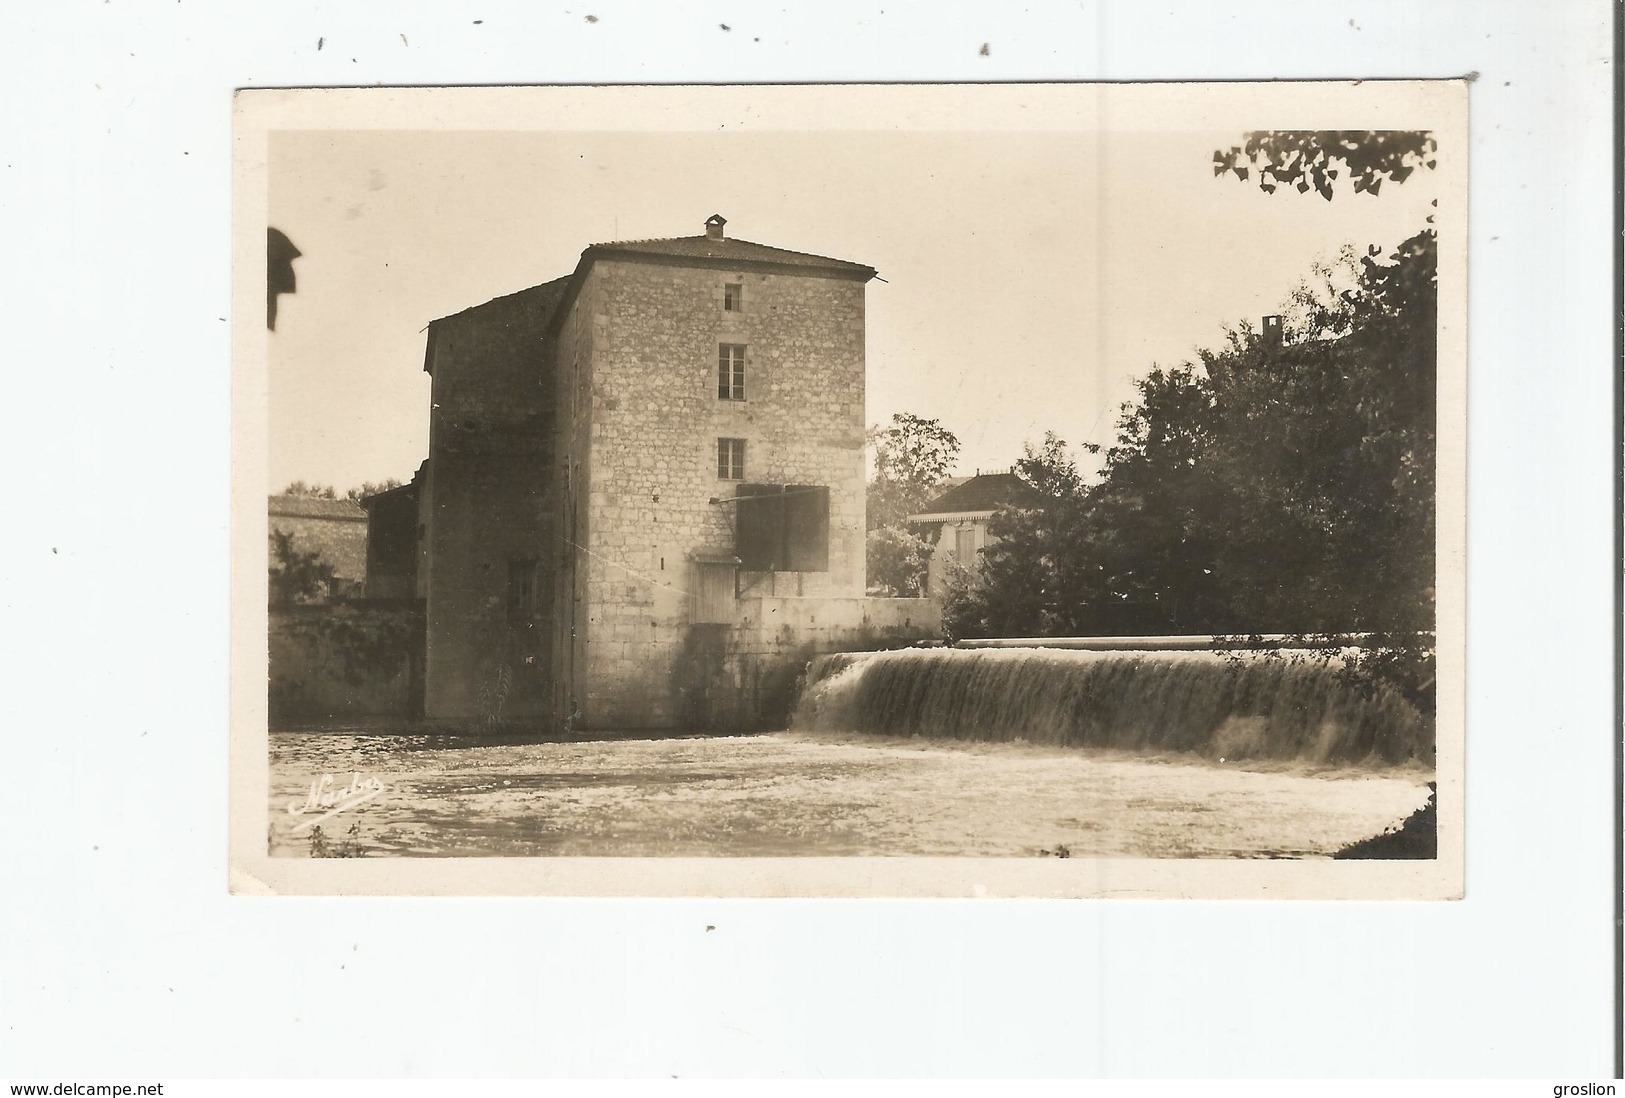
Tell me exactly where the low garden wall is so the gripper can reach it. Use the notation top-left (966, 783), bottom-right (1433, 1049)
top-left (268, 600), bottom-right (424, 725)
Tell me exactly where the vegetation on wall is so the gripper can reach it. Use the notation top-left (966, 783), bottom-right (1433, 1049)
top-left (268, 530), bottom-right (336, 608)
top-left (268, 602), bottom-right (423, 723)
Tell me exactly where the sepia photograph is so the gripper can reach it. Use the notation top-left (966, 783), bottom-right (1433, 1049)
top-left (14, 0), bottom-right (1623, 1079)
top-left (232, 82), bottom-right (1466, 896)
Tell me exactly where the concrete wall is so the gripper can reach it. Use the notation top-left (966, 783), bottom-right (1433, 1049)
top-left (571, 258), bottom-right (870, 729)
top-left (675, 595), bottom-right (941, 732)
top-left (268, 602), bottom-right (424, 725)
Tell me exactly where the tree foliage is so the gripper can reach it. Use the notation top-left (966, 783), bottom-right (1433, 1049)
top-left (278, 481), bottom-right (338, 500)
top-left (947, 228), bottom-right (1438, 709)
top-left (942, 433), bottom-right (1094, 636)
top-left (277, 478), bottom-right (403, 502)
top-left (865, 413), bottom-right (960, 596)
top-left (347, 479), bottom-right (402, 502)
top-left (866, 414), bottom-right (961, 531)
top-left (269, 530), bottom-right (336, 608)
top-left (1213, 130), bottom-right (1436, 200)
top-left (865, 525), bottom-right (936, 599)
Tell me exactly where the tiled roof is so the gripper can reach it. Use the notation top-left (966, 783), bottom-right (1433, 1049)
top-left (913, 472), bottom-right (1038, 517)
top-left (586, 235), bottom-right (875, 277)
top-left (434, 274), bottom-right (574, 327)
top-left (267, 496), bottom-right (367, 521)
top-left (427, 225), bottom-right (874, 345)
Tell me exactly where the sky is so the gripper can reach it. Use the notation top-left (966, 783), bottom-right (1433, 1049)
top-left (266, 125), bottom-right (1438, 491)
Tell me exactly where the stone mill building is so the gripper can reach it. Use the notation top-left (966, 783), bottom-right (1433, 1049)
top-left (378, 216), bottom-right (937, 730)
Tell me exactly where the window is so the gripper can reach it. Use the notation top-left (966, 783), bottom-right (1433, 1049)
top-left (507, 558), bottom-right (539, 621)
top-left (718, 343), bottom-right (746, 400)
top-left (717, 438), bottom-right (746, 481)
top-left (724, 282), bottom-right (743, 312)
top-left (955, 525), bottom-right (978, 568)
top-left (735, 484), bottom-right (830, 572)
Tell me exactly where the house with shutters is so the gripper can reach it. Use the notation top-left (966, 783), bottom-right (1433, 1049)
top-left (908, 471), bottom-right (1041, 596)
top-left (403, 215), bottom-right (937, 729)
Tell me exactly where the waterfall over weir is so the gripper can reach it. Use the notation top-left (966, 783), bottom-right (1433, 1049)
top-left (792, 646), bottom-right (1432, 767)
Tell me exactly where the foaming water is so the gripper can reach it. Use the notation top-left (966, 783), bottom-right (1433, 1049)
top-left (794, 647), bottom-right (1432, 767)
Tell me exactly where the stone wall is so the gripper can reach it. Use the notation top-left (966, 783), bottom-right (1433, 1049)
top-left (268, 602), bottom-right (424, 725)
top-left (551, 267), bottom-right (603, 729)
top-left (420, 282), bottom-right (566, 720)
top-left (570, 258), bottom-right (870, 729)
top-left (362, 483), bottom-right (420, 600)
top-left (419, 249), bottom-right (879, 731)
top-left (674, 595), bottom-right (941, 732)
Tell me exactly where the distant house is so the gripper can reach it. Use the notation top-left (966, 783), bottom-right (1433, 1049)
top-left (267, 495), bottom-right (367, 598)
top-left (909, 471), bottom-right (1038, 595)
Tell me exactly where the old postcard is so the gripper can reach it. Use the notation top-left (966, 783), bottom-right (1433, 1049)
top-left (231, 82), bottom-right (1466, 897)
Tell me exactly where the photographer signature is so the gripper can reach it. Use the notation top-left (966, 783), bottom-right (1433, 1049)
top-left (286, 773), bottom-right (386, 833)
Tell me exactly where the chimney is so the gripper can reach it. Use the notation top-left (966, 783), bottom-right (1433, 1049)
top-left (1261, 314), bottom-right (1283, 350)
top-left (705, 214), bottom-right (727, 241)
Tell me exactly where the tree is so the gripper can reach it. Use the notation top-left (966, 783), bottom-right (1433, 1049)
top-left (269, 530), bottom-right (336, 607)
top-left (1208, 127), bottom-right (1440, 707)
top-left (865, 525), bottom-right (936, 599)
top-left (278, 478), bottom-right (404, 502)
top-left (945, 229), bottom-right (1439, 709)
top-left (949, 130), bottom-right (1442, 703)
top-left (277, 481), bottom-right (337, 500)
top-left (347, 478), bottom-right (402, 502)
top-left (1213, 130), bottom-right (1437, 200)
top-left (866, 414), bottom-right (960, 531)
top-left (865, 413), bottom-right (960, 596)
top-left (945, 433), bottom-right (1099, 638)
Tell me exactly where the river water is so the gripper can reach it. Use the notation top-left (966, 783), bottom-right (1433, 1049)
top-left (268, 729), bottom-right (1431, 859)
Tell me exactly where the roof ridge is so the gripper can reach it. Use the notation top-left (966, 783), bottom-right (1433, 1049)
top-left (587, 233), bottom-right (706, 247)
top-left (587, 234), bottom-right (873, 271)
top-left (268, 495), bottom-right (368, 517)
top-left (913, 471), bottom-right (1039, 517)
top-left (429, 273), bottom-right (574, 327)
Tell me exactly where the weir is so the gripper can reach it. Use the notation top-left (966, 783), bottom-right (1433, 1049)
top-left (792, 645), bottom-right (1433, 767)
top-left (955, 633), bottom-right (1411, 652)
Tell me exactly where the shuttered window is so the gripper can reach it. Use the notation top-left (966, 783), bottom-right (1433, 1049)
top-left (955, 525), bottom-right (978, 565)
top-left (735, 484), bottom-right (830, 572)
